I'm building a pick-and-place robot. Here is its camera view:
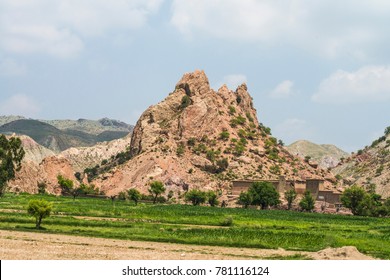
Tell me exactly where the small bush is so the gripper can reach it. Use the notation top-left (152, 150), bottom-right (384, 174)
top-left (187, 138), bottom-right (196, 146)
top-left (228, 106), bottom-right (236, 115)
top-left (299, 191), bottom-right (315, 212)
top-left (219, 131), bottom-right (230, 141)
top-left (180, 95), bottom-right (192, 109)
top-left (176, 143), bottom-right (185, 157)
top-left (220, 216), bottom-right (233, 227)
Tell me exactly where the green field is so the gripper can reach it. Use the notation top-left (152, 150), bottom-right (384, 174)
top-left (1, 193), bottom-right (390, 259)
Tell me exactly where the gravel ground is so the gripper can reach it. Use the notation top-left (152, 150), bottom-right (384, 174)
top-left (0, 230), bottom-right (374, 260)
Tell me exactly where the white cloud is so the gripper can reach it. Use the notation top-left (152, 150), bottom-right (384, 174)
top-left (170, 0), bottom-right (390, 58)
top-left (0, 58), bottom-right (26, 76)
top-left (0, 0), bottom-right (164, 57)
top-left (274, 118), bottom-right (315, 143)
top-left (0, 94), bottom-right (41, 117)
top-left (171, 0), bottom-right (291, 41)
top-left (269, 80), bottom-right (295, 99)
top-left (312, 65), bottom-right (390, 104)
top-left (216, 74), bottom-right (247, 90)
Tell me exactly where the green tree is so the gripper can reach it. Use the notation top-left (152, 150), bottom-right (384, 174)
top-left (118, 191), bottom-right (127, 201)
top-left (341, 185), bottom-right (366, 215)
top-left (185, 189), bottom-right (207, 206)
top-left (27, 199), bottom-right (52, 229)
top-left (57, 175), bottom-right (74, 194)
top-left (0, 135), bottom-right (25, 197)
top-left (299, 191), bottom-right (315, 212)
top-left (237, 191), bottom-right (252, 209)
top-left (37, 182), bottom-right (47, 195)
top-left (57, 175), bottom-right (85, 200)
top-left (248, 181), bottom-right (280, 210)
top-left (284, 189), bottom-right (297, 210)
top-left (79, 183), bottom-right (99, 195)
top-left (207, 191), bottom-right (219, 207)
top-left (148, 181), bottom-right (166, 204)
top-left (127, 188), bottom-right (141, 205)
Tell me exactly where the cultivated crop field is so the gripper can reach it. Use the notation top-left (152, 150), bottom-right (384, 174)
top-left (0, 193), bottom-right (390, 259)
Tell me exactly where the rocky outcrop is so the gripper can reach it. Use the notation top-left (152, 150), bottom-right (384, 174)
top-left (333, 132), bottom-right (390, 198)
top-left (9, 156), bottom-right (78, 194)
top-left (8, 133), bottom-right (131, 194)
top-left (10, 70), bottom-right (338, 196)
top-left (93, 70), bottom-right (335, 196)
top-left (59, 134), bottom-right (131, 172)
top-left (18, 135), bottom-right (55, 164)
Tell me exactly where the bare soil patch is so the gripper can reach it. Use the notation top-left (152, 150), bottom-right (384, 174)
top-left (0, 230), bottom-right (374, 260)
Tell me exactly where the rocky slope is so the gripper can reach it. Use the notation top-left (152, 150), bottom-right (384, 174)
top-left (332, 130), bottom-right (390, 198)
top-left (59, 134), bottom-right (131, 172)
top-left (10, 155), bottom-right (80, 195)
top-left (8, 134), bottom-right (131, 194)
top-left (286, 140), bottom-right (349, 169)
top-left (17, 135), bottom-right (55, 164)
top-left (91, 70), bottom-right (335, 196)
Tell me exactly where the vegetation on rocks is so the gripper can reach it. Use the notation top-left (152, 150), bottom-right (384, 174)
top-left (0, 135), bottom-right (25, 197)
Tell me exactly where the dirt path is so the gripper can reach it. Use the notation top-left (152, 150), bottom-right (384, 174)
top-left (0, 230), bottom-right (374, 260)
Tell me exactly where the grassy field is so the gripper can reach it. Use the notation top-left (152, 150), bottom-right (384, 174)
top-left (0, 193), bottom-right (390, 259)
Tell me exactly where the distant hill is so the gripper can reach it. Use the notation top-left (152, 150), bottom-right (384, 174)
top-left (286, 140), bottom-right (349, 169)
top-left (332, 127), bottom-right (390, 198)
top-left (0, 115), bottom-right (25, 126)
top-left (0, 118), bottom-right (132, 153)
top-left (41, 118), bottom-right (133, 135)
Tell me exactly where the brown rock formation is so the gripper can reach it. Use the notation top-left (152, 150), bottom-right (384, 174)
top-left (93, 70), bottom-right (335, 196)
top-left (9, 156), bottom-right (78, 194)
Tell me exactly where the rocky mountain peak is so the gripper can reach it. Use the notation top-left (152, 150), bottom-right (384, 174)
top-left (97, 70), bottom-right (334, 196)
top-left (175, 70), bottom-right (211, 97)
top-left (129, 70), bottom-right (258, 158)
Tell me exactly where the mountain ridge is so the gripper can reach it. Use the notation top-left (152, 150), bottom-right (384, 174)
top-left (286, 140), bottom-right (349, 169)
top-left (0, 118), bottom-right (133, 152)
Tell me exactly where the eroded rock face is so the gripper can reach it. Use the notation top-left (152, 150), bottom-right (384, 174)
top-left (93, 70), bottom-right (335, 196)
top-left (18, 135), bottom-right (55, 164)
top-left (9, 156), bottom-right (78, 194)
top-left (333, 133), bottom-right (390, 198)
top-left (59, 134), bottom-right (131, 172)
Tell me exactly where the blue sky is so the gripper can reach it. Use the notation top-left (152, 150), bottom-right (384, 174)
top-left (1, 0), bottom-right (389, 152)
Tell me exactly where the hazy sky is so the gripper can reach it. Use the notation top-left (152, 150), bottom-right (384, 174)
top-left (1, 0), bottom-right (390, 152)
